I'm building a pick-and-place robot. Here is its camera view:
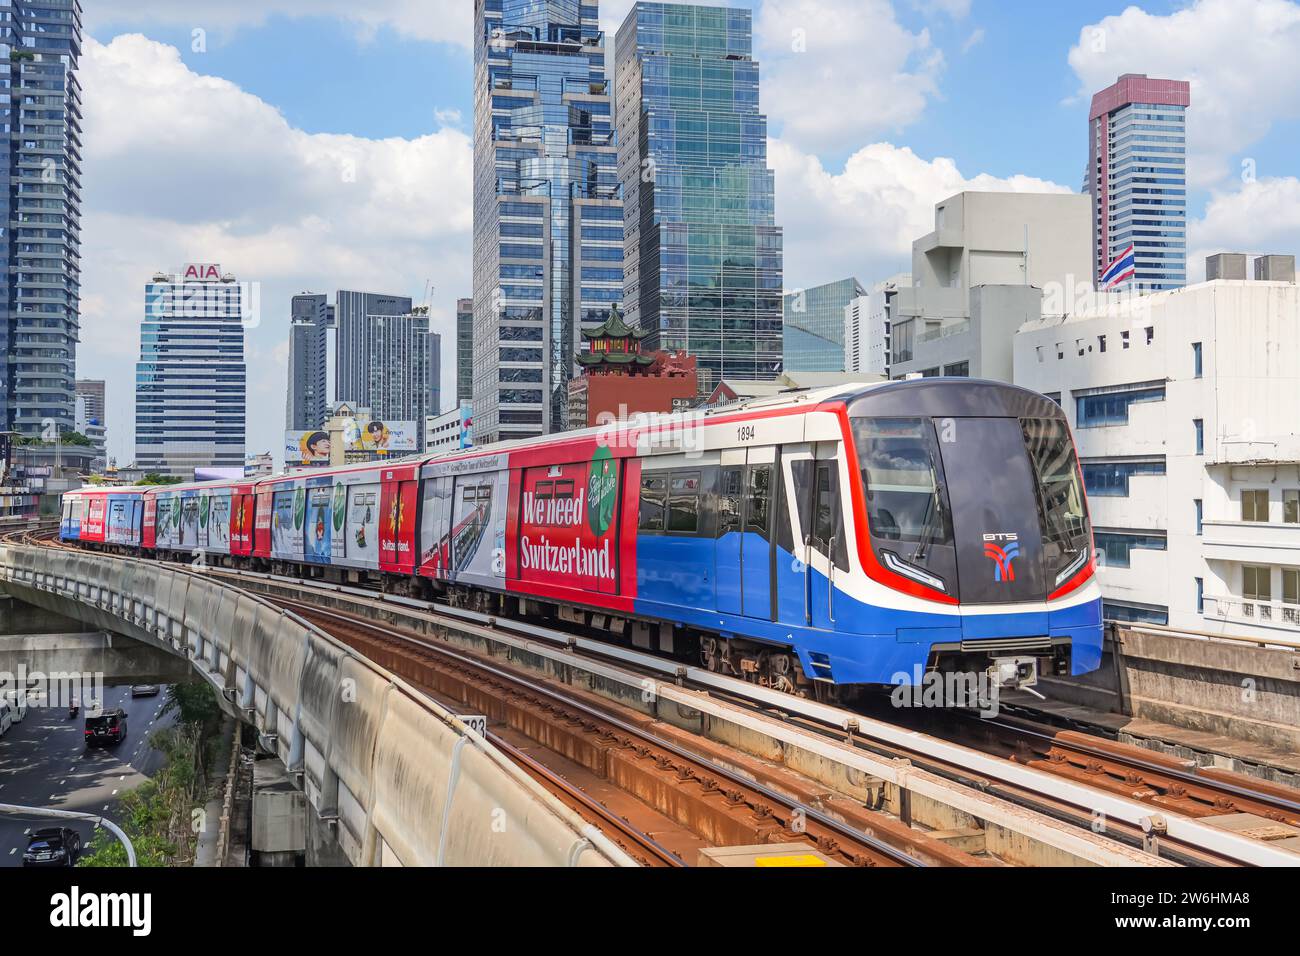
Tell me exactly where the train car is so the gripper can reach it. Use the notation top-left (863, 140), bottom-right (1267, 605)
top-left (412, 379), bottom-right (1101, 693)
top-left (252, 458), bottom-right (425, 579)
top-left (60, 487), bottom-right (146, 549)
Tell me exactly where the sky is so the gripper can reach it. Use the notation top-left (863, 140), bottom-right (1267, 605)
top-left (77, 0), bottom-right (1300, 468)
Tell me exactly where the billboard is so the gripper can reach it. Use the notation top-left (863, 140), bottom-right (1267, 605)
top-left (286, 421), bottom-right (420, 465)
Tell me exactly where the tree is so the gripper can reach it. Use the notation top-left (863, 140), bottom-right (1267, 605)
top-left (138, 473), bottom-right (183, 486)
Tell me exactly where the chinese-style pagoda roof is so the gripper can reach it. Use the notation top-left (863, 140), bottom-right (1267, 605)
top-left (576, 350), bottom-right (654, 366)
top-left (581, 303), bottom-right (648, 341)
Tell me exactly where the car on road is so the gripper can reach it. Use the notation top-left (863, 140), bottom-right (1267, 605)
top-left (0, 700), bottom-right (11, 737)
top-left (22, 827), bottom-right (81, 867)
top-left (129, 684), bottom-right (160, 697)
top-left (84, 708), bottom-right (128, 746)
top-left (3, 690), bottom-right (29, 723)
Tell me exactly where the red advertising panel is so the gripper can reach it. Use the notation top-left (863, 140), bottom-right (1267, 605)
top-left (142, 495), bottom-right (157, 549)
top-left (514, 446), bottom-right (622, 597)
top-left (379, 479), bottom-right (417, 573)
top-left (253, 487), bottom-right (275, 557)
top-left (82, 495), bottom-right (106, 543)
top-left (231, 492), bottom-right (255, 556)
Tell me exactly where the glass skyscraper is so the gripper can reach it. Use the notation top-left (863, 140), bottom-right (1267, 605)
top-left (285, 293), bottom-right (333, 431)
top-left (472, 0), bottom-right (623, 442)
top-left (616, 2), bottom-right (782, 383)
top-left (135, 266), bottom-right (246, 478)
top-left (0, 0), bottom-right (83, 437)
top-left (1084, 74), bottom-right (1190, 292)
top-left (782, 276), bottom-right (865, 373)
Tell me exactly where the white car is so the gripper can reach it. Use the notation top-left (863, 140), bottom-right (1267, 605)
top-left (0, 701), bottom-right (12, 737)
top-left (3, 690), bottom-right (29, 722)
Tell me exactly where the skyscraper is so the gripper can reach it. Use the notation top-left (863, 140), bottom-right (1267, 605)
top-left (1084, 73), bottom-right (1190, 292)
top-left (616, 2), bottom-right (782, 383)
top-left (334, 290), bottom-right (412, 405)
top-left (285, 293), bottom-right (333, 431)
top-left (1, 1), bottom-right (83, 437)
top-left (456, 297), bottom-right (473, 405)
top-left (472, 0), bottom-right (623, 443)
top-left (135, 264), bottom-right (246, 478)
top-left (74, 378), bottom-right (104, 430)
top-left (782, 277), bottom-right (864, 373)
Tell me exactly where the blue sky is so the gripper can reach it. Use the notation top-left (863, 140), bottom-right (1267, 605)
top-left (77, 0), bottom-right (1300, 466)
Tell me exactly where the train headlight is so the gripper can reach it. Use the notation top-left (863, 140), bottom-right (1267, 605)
top-left (880, 551), bottom-right (946, 592)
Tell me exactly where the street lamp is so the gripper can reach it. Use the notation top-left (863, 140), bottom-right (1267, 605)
top-left (0, 802), bottom-right (137, 867)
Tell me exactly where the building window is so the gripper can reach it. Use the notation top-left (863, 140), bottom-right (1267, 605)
top-left (1080, 458), bottom-right (1166, 496)
top-left (943, 361), bottom-right (969, 377)
top-left (1121, 330), bottom-right (1130, 349)
top-left (1243, 565), bottom-right (1271, 603)
top-left (1242, 489), bottom-right (1269, 522)
top-left (1098, 334), bottom-right (1106, 353)
top-left (1145, 326), bottom-right (1154, 345)
top-left (1094, 530), bottom-right (1167, 569)
top-left (1074, 384), bottom-right (1165, 427)
top-left (1195, 576), bottom-right (1204, 614)
top-left (1193, 418), bottom-right (1204, 455)
top-left (1194, 498), bottom-right (1202, 535)
top-left (1103, 601), bottom-right (1169, 625)
top-left (1284, 489), bottom-right (1299, 524)
top-left (1192, 341), bottom-right (1202, 378)
top-left (1284, 568), bottom-right (1299, 607)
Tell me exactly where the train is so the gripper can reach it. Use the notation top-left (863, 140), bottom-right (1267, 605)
top-left (58, 379), bottom-right (1103, 697)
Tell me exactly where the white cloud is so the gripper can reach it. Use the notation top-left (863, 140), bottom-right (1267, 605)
top-left (1068, 0), bottom-right (1300, 187)
top-left (80, 35), bottom-right (472, 466)
top-left (961, 27), bottom-right (984, 53)
top-left (86, 0), bottom-right (470, 48)
top-left (771, 138), bottom-right (1071, 288)
top-left (757, 0), bottom-right (944, 151)
top-left (1188, 177), bottom-right (1300, 280)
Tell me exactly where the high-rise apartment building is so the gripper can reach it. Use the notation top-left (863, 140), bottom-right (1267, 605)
top-left (1084, 73), bottom-right (1190, 292)
top-left (335, 290), bottom-right (412, 406)
top-left (285, 293), bottom-right (333, 431)
top-left (616, 2), bottom-right (782, 384)
top-left (845, 275), bottom-right (910, 379)
top-left (456, 296), bottom-right (473, 404)
top-left (782, 277), bottom-right (864, 373)
top-left (135, 264), bottom-right (246, 478)
top-left (472, 0), bottom-right (623, 443)
top-left (1, 0), bottom-right (83, 437)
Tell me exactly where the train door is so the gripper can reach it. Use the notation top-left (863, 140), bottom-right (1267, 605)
top-left (715, 446), bottom-right (778, 620)
top-left (807, 446), bottom-right (845, 631)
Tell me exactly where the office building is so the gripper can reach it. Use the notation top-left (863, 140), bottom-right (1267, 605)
top-left (472, 0), bottom-right (623, 443)
top-left (335, 290), bottom-right (413, 407)
top-left (1, 0), bottom-right (84, 438)
top-left (616, 2), bottom-right (783, 385)
top-left (1015, 255), bottom-right (1299, 636)
top-left (1084, 73), bottom-right (1190, 292)
top-left (134, 264), bottom-right (247, 478)
top-left (338, 307), bottom-right (436, 429)
top-left (889, 190), bottom-right (1092, 381)
top-left (845, 275), bottom-right (910, 379)
top-left (426, 400), bottom-right (474, 452)
top-left (456, 296), bottom-right (473, 404)
top-left (782, 277), bottom-right (864, 373)
top-left (428, 327), bottom-right (442, 418)
top-left (285, 293), bottom-right (334, 431)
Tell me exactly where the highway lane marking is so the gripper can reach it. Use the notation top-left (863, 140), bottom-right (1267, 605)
top-left (23, 827), bottom-right (30, 835)
top-left (111, 789), bottom-right (118, 796)
top-left (8, 848), bottom-right (14, 856)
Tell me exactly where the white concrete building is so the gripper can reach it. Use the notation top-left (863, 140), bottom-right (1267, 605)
top-left (1015, 263), bottom-right (1300, 638)
top-left (845, 274), bottom-right (910, 379)
top-left (891, 190), bottom-right (1092, 380)
top-left (425, 401), bottom-right (474, 453)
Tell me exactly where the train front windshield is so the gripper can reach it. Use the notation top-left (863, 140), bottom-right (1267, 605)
top-left (852, 415), bottom-right (1091, 604)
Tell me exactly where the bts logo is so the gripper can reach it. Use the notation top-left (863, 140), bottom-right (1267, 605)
top-left (982, 532), bottom-right (1019, 583)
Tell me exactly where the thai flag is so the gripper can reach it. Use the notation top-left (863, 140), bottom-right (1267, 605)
top-left (1100, 243), bottom-right (1136, 289)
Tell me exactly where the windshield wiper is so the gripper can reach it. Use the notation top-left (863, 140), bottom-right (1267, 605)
top-left (912, 497), bottom-right (941, 562)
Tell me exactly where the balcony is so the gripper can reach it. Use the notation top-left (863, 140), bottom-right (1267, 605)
top-left (1202, 519), bottom-right (1300, 565)
top-left (1203, 595), bottom-right (1300, 640)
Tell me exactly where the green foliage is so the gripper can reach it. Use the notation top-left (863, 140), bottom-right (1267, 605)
top-left (160, 680), bottom-right (221, 737)
top-left (138, 473), bottom-right (183, 485)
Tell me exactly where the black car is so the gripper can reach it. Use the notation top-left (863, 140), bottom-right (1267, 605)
top-left (84, 708), bottom-right (127, 746)
top-left (22, 827), bottom-right (81, 867)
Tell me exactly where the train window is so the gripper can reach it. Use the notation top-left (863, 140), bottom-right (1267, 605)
top-left (554, 479), bottom-right (575, 500)
top-left (718, 467), bottom-right (742, 536)
top-left (1021, 418), bottom-right (1090, 570)
top-left (852, 418), bottom-right (951, 547)
top-left (534, 481), bottom-right (553, 501)
top-left (667, 472), bottom-right (700, 534)
top-left (745, 466), bottom-right (772, 539)
top-left (639, 475), bottom-right (667, 531)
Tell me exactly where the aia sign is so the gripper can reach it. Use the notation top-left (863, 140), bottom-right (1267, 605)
top-left (183, 262), bottom-right (221, 281)
top-left (982, 532), bottom-right (1019, 583)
